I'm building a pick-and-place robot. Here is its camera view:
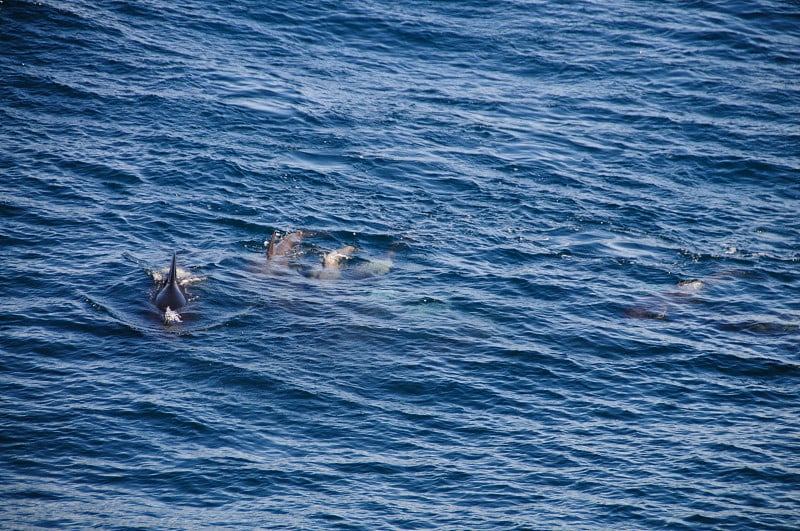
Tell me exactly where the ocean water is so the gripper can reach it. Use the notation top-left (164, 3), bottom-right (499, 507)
top-left (1, 0), bottom-right (799, 529)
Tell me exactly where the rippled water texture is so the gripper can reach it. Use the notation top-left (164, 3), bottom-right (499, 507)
top-left (2, 0), bottom-right (799, 529)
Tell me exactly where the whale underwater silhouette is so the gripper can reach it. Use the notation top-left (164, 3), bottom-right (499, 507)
top-left (624, 270), bottom-right (799, 335)
top-left (155, 252), bottom-right (187, 312)
top-left (623, 271), bottom-right (744, 320)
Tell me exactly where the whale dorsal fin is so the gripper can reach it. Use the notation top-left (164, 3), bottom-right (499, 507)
top-left (167, 251), bottom-right (179, 286)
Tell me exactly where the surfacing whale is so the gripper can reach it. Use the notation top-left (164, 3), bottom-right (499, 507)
top-left (155, 252), bottom-right (187, 311)
top-left (267, 230), bottom-right (304, 260)
top-left (262, 230), bottom-right (393, 280)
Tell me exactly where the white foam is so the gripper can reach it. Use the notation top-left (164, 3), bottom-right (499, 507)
top-left (163, 307), bottom-right (183, 324)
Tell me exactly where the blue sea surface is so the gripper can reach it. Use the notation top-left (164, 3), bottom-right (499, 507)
top-left (2, 0), bottom-right (799, 529)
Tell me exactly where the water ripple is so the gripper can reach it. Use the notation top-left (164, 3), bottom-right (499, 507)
top-left (2, 0), bottom-right (799, 529)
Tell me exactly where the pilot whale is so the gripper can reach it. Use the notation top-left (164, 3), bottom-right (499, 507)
top-left (267, 230), bottom-right (305, 260)
top-left (155, 252), bottom-right (187, 311)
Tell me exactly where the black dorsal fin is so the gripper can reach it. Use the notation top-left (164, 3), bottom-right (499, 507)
top-left (167, 251), bottom-right (179, 286)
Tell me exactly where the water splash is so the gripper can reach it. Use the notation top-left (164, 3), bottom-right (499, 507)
top-left (163, 306), bottom-right (183, 324)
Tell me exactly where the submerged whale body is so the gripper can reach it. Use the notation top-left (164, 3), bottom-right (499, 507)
top-left (155, 252), bottom-right (187, 311)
